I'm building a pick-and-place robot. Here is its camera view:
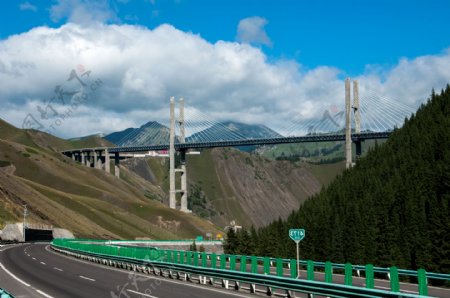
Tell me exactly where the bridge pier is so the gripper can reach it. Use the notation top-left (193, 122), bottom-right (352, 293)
top-left (105, 149), bottom-right (110, 173)
top-left (81, 152), bottom-right (86, 165)
top-left (114, 152), bottom-right (120, 178)
top-left (93, 150), bottom-right (98, 168)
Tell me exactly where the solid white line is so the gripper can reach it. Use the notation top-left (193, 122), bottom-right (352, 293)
top-left (35, 289), bottom-right (55, 298)
top-left (53, 267), bottom-right (63, 271)
top-left (79, 275), bottom-right (96, 282)
top-left (0, 262), bottom-right (31, 287)
top-left (40, 262), bottom-right (46, 265)
top-left (126, 289), bottom-right (158, 298)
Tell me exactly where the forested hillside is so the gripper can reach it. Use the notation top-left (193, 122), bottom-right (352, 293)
top-left (225, 87), bottom-right (450, 274)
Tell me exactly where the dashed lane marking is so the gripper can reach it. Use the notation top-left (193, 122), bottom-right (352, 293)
top-left (79, 275), bottom-right (96, 282)
top-left (36, 289), bottom-right (55, 298)
top-left (53, 267), bottom-right (63, 272)
top-left (126, 289), bottom-right (158, 298)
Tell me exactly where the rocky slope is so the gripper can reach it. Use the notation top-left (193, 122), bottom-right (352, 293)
top-left (122, 148), bottom-right (345, 228)
top-left (0, 119), bottom-right (221, 239)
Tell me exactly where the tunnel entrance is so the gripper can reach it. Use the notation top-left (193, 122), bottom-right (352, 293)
top-left (25, 228), bottom-right (53, 241)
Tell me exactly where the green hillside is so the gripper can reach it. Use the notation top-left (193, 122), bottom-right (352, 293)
top-left (0, 121), bottom-right (221, 239)
top-left (225, 87), bottom-right (450, 274)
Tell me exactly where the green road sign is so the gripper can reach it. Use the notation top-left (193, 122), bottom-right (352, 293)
top-left (289, 229), bottom-right (305, 242)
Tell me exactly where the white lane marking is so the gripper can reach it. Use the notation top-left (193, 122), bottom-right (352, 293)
top-left (126, 289), bottom-right (158, 298)
top-left (79, 275), bottom-right (96, 282)
top-left (36, 289), bottom-right (55, 298)
top-left (0, 262), bottom-right (31, 287)
top-left (40, 262), bottom-right (46, 265)
top-left (32, 257), bottom-right (36, 260)
top-left (53, 267), bottom-right (63, 271)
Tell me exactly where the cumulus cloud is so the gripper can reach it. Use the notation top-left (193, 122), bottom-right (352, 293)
top-left (237, 16), bottom-right (272, 46)
top-left (50, 0), bottom-right (118, 25)
top-left (0, 23), bottom-right (448, 138)
top-left (19, 2), bottom-right (38, 12)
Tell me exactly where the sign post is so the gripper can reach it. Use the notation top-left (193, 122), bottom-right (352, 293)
top-left (289, 228), bottom-right (305, 278)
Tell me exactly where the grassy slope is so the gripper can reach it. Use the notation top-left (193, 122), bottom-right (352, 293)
top-left (0, 120), bottom-right (221, 238)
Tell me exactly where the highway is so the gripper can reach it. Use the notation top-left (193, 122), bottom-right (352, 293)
top-left (0, 243), bottom-right (253, 298)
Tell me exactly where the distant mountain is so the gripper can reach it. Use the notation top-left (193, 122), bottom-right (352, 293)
top-left (104, 120), bottom-right (282, 151)
top-left (187, 121), bottom-right (282, 152)
top-left (105, 121), bottom-right (169, 146)
top-left (187, 121), bottom-right (282, 142)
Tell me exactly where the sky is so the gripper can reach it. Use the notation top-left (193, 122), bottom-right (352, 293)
top-left (1, 0), bottom-right (450, 138)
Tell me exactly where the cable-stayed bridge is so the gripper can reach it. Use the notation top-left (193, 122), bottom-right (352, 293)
top-left (61, 79), bottom-right (416, 211)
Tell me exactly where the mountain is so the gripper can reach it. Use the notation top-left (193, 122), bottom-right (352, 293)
top-left (0, 120), bottom-right (221, 239)
top-left (187, 121), bottom-right (282, 152)
top-left (104, 121), bottom-right (169, 146)
top-left (123, 148), bottom-right (345, 228)
top-left (225, 87), bottom-right (450, 274)
top-left (187, 121), bottom-right (282, 142)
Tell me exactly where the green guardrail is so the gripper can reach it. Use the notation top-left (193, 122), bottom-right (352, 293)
top-left (51, 239), bottom-right (430, 297)
top-left (0, 288), bottom-right (15, 298)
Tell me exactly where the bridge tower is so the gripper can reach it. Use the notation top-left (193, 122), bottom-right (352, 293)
top-left (353, 80), bottom-right (362, 159)
top-left (169, 97), bottom-right (190, 212)
top-left (345, 78), bottom-right (352, 168)
top-left (345, 79), bottom-right (362, 168)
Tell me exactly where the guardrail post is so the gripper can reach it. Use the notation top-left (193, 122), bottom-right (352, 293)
top-left (201, 252), bottom-right (207, 267)
top-left (344, 263), bottom-right (353, 286)
top-left (390, 266), bottom-right (399, 292)
top-left (307, 260), bottom-right (314, 280)
top-left (230, 255), bottom-right (236, 271)
top-left (241, 256), bottom-right (247, 272)
top-left (220, 254), bottom-right (227, 269)
top-left (290, 259), bottom-right (297, 278)
top-left (252, 256), bottom-right (258, 274)
top-left (211, 253), bottom-right (217, 268)
top-left (194, 252), bottom-right (199, 267)
top-left (180, 251), bottom-right (185, 264)
top-left (264, 257), bottom-right (270, 275)
top-left (325, 261), bottom-right (333, 283)
top-left (365, 264), bottom-right (374, 289)
top-left (418, 268), bottom-right (428, 296)
top-left (276, 258), bottom-right (283, 277)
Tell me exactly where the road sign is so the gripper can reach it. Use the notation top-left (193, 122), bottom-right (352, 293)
top-left (289, 229), bottom-right (305, 243)
top-left (289, 228), bottom-right (305, 279)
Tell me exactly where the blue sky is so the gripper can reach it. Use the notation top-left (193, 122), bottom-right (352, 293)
top-left (2, 0), bottom-right (450, 74)
top-left (1, 0), bottom-right (450, 137)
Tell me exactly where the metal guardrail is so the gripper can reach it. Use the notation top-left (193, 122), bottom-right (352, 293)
top-left (52, 239), bottom-right (427, 298)
top-left (0, 288), bottom-right (15, 298)
top-left (249, 256), bottom-right (450, 281)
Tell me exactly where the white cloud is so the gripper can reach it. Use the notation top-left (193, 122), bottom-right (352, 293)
top-left (0, 23), bottom-right (449, 138)
top-left (50, 0), bottom-right (118, 25)
top-left (19, 2), bottom-right (38, 12)
top-left (237, 16), bottom-right (271, 47)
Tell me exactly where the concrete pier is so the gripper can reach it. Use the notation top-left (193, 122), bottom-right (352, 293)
top-left (169, 97), bottom-right (176, 209)
top-left (114, 152), bottom-right (120, 178)
top-left (105, 149), bottom-right (110, 173)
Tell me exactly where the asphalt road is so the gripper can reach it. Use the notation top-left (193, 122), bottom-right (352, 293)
top-left (0, 243), bottom-right (254, 298)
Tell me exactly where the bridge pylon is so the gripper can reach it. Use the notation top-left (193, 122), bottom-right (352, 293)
top-left (169, 97), bottom-right (191, 212)
top-left (345, 78), bottom-right (363, 168)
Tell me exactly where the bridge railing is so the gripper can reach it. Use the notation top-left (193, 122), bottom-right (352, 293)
top-left (51, 239), bottom-right (439, 297)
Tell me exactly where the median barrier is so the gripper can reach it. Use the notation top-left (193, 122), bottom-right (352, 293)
top-left (51, 239), bottom-right (431, 297)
